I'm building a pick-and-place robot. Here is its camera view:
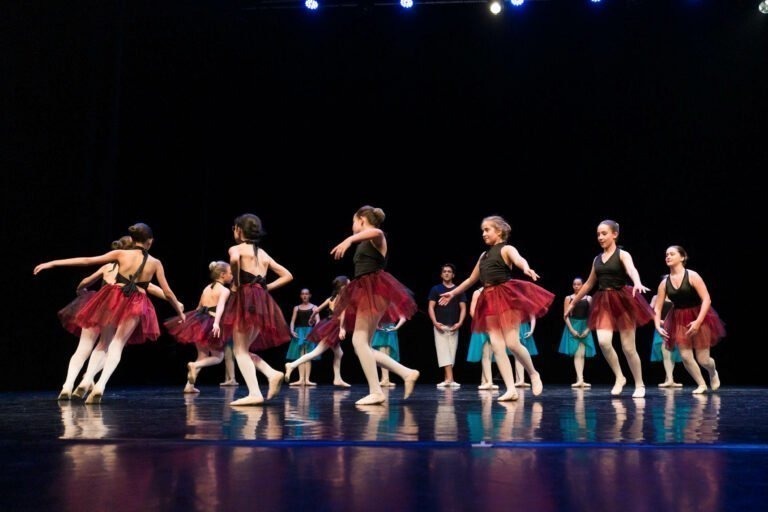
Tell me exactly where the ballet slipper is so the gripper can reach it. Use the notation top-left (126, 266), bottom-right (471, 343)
top-left (611, 376), bottom-right (627, 396)
top-left (72, 383), bottom-right (92, 399)
top-left (582, 382), bottom-right (591, 388)
top-left (230, 395), bottom-right (265, 406)
top-left (267, 372), bottom-right (284, 400)
top-left (84, 391), bottom-right (102, 404)
top-left (183, 383), bottom-right (200, 394)
top-left (658, 381), bottom-right (672, 388)
top-left (672, 382), bottom-right (683, 388)
top-left (478, 383), bottom-right (493, 390)
top-left (219, 379), bottom-right (239, 387)
top-left (306, 381), bottom-right (317, 387)
top-left (710, 371), bottom-right (721, 391)
top-left (571, 382), bottom-right (582, 388)
top-left (284, 363), bottom-right (293, 383)
top-left (187, 362), bottom-right (199, 385)
top-left (531, 373), bottom-right (543, 396)
top-left (498, 390), bottom-right (520, 401)
top-left (692, 385), bottom-right (707, 394)
top-left (632, 385), bottom-right (646, 398)
top-left (289, 380), bottom-right (305, 387)
top-left (491, 384), bottom-right (499, 389)
top-left (57, 388), bottom-right (72, 401)
top-left (333, 379), bottom-right (351, 388)
top-left (515, 382), bottom-right (531, 388)
top-left (355, 393), bottom-right (386, 405)
top-left (403, 370), bottom-right (420, 399)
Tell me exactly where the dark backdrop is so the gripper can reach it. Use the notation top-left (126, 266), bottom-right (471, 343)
top-left (3, 0), bottom-right (765, 390)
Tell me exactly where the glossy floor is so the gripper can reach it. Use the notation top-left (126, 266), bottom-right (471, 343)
top-left (1, 385), bottom-right (766, 511)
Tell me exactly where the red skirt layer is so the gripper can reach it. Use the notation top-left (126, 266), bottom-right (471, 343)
top-left (472, 279), bottom-right (555, 333)
top-left (58, 290), bottom-right (96, 336)
top-left (333, 270), bottom-right (418, 330)
top-left (588, 286), bottom-right (655, 331)
top-left (663, 306), bottom-right (726, 350)
top-left (221, 283), bottom-right (291, 351)
top-left (73, 284), bottom-right (160, 345)
top-left (164, 309), bottom-right (225, 350)
top-left (307, 317), bottom-right (343, 348)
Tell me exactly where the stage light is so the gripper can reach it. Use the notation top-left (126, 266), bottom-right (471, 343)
top-left (760, 1), bottom-right (768, 14)
top-left (400, 0), bottom-right (413, 7)
top-left (590, 0), bottom-right (601, 3)
top-left (510, 0), bottom-right (524, 6)
top-left (489, 0), bottom-right (502, 14)
top-left (305, 0), bottom-right (319, 9)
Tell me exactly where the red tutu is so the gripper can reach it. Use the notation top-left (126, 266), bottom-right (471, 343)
top-left (472, 279), bottom-right (555, 333)
top-left (220, 282), bottom-right (291, 351)
top-left (57, 290), bottom-right (96, 336)
top-left (663, 306), bottom-right (726, 350)
top-left (332, 270), bottom-right (417, 330)
top-left (73, 284), bottom-right (160, 345)
top-left (307, 317), bottom-right (343, 347)
top-left (164, 309), bottom-right (225, 349)
top-left (588, 286), bottom-right (655, 331)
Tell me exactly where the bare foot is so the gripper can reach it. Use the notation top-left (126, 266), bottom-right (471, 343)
top-left (57, 389), bottom-right (72, 401)
top-left (498, 390), bottom-right (520, 401)
top-left (333, 379), bottom-right (351, 388)
top-left (230, 395), bottom-right (265, 406)
top-left (531, 373), bottom-right (543, 396)
top-left (710, 371), bottom-right (721, 391)
top-left (187, 362), bottom-right (199, 385)
top-left (403, 370), bottom-right (420, 399)
top-left (183, 383), bottom-right (200, 394)
top-left (284, 363), bottom-right (293, 383)
top-left (692, 385), bottom-right (707, 394)
top-left (267, 372), bottom-right (284, 400)
top-left (611, 376), bottom-right (627, 396)
top-left (632, 385), bottom-right (646, 398)
top-left (355, 393), bottom-right (386, 405)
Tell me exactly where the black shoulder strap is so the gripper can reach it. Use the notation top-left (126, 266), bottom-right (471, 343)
top-left (122, 250), bottom-right (149, 297)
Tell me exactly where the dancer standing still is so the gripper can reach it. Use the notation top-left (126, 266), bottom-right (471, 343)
top-left (439, 215), bottom-right (554, 401)
top-left (654, 245), bottom-right (725, 394)
top-left (285, 288), bottom-right (319, 386)
top-left (330, 205), bottom-right (420, 406)
top-left (284, 276), bottom-right (352, 387)
top-left (34, 222), bottom-right (186, 403)
top-left (565, 219), bottom-right (654, 398)
top-left (221, 213), bottom-right (292, 406)
top-left (559, 276), bottom-right (597, 388)
top-left (427, 263), bottom-right (467, 388)
top-left (164, 261), bottom-right (233, 394)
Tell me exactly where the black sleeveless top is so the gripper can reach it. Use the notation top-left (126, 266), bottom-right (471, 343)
top-left (570, 297), bottom-right (590, 319)
top-left (240, 269), bottom-right (266, 286)
top-left (295, 308), bottom-right (313, 328)
top-left (353, 241), bottom-right (386, 278)
top-left (479, 244), bottom-right (512, 286)
top-left (665, 270), bottom-right (701, 309)
top-left (594, 249), bottom-right (626, 290)
top-left (660, 299), bottom-right (673, 318)
top-left (115, 248), bottom-right (150, 294)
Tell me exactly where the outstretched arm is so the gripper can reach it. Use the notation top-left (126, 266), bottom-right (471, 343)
top-left (330, 227), bottom-right (383, 260)
top-left (34, 250), bottom-right (122, 275)
top-left (439, 256), bottom-right (482, 305)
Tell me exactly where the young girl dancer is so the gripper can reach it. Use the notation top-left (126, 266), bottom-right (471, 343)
top-left (285, 288), bottom-right (319, 386)
top-left (559, 276), bottom-right (597, 388)
top-left (164, 261), bottom-right (233, 394)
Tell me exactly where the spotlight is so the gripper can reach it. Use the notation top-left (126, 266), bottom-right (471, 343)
top-left (400, 0), bottom-right (413, 7)
top-left (489, 0), bottom-right (502, 14)
top-left (305, 0), bottom-right (318, 9)
top-left (760, 1), bottom-right (768, 14)
top-left (510, 0), bottom-right (524, 6)
top-left (590, 0), bottom-right (601, 3)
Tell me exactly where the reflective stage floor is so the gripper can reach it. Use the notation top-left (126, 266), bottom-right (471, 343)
top-left (1, 384), bottom-right (766, 511)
